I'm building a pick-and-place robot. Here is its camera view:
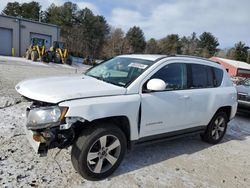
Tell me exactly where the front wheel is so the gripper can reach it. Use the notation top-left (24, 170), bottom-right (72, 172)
top-left (71, 123), bottom-right (127, 180)
top-left (25, 51), bottom-right (31, 59)
top-left (31, 51), bottom-right (38, 61)
top-left (201, 111), bottom-right (228, 144)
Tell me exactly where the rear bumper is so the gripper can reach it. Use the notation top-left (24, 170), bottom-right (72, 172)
top-left (230, 102), bottom-right (238, 120)
top-left (238, 100), bottom-right (250, 109)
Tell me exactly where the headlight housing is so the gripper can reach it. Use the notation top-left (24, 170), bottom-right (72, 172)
top-left (26, 106), bottom-right (68, 130)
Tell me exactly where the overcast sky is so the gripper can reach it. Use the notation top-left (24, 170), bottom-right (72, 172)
top-left (1, 0), bottom-right (249, 48)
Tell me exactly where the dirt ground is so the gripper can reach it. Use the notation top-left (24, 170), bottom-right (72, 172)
top-left (0, 56), bottom-right (250, 188)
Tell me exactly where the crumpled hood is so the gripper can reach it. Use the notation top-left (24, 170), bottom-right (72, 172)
top-left (15, 75), bottom-right (127, 103)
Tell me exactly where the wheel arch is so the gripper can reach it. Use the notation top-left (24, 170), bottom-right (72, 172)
top-left (74, 116), bottom-right (132, 149)
top-left (214, 106), bottom-right (232, 122)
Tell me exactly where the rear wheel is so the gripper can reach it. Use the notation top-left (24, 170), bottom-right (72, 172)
top-left (41, 55), bottom-right (48, 63)
top-left (71, 123), bottom-right (127, 180)
top-left (31, 51), bottom-right (38, 61)
top-left (43, 52), bottom-right (52, 63)
top-left (65, 57), bottom-right (72, 65)
top-left (201, 111), bottom-right (228, 144)
top-left (54, 53), bottom-right (61, 63)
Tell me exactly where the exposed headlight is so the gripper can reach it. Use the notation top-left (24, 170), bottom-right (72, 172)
top-left (26, 106), bottom-right (68, 130)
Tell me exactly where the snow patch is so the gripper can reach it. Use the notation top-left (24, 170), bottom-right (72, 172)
top-left (0, 96), bottom-right (21, 109)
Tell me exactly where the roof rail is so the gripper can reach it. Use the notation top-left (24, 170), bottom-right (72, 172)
top-left (166, 54), bottom-right (219, 64)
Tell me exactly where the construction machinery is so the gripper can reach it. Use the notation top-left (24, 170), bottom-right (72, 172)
top-left (47, 41), bottom-right (72, 65)
top-left (25, 38), bottom-right (46, 62)
top-left (83, 56), bottom-right (97, 65)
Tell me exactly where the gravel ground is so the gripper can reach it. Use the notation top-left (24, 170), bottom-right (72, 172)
top-left (0, 56), bottom-right (250, 188)
top-left (0, 56), bottom-right (88, 108)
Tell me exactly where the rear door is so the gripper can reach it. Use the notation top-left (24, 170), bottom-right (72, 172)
top-left (184, 64), bottom-right (219, 126)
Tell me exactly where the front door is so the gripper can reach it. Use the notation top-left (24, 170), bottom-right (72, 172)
top-left (140, 63), bottom-right (191, 137)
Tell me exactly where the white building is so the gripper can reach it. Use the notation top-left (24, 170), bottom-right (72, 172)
top-left (0, 15), bottom-right (60, 57)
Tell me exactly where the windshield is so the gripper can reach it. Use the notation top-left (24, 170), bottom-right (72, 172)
top-left (85, 57), bottom-right (154, 87)
top-left (58, 42), bottom-right (65, 49)
top-left (32, 38), bottom-right (45, 46)
top-left (53, 42), bottom-right (65, 49)
top-left (243, 78), bottom-right (250, 86)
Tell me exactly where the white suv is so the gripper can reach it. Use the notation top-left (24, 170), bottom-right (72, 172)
top-left (16, 55), bottom-right (237, 180)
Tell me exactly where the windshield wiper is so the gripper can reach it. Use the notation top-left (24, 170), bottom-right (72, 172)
top-left (102, 80), bottom-right (123, 87)
top-left (88, 75), bottom-right (124, 87)
top-left (86, 75), bottom-right (103, 80)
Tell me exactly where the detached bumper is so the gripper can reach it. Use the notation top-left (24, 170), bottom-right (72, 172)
top-left (24, 122), bottom-right (76, 157)
top-left (24, 128), bottom-right (48, 156)
top-left (25, 128), bottom-right (40, 153)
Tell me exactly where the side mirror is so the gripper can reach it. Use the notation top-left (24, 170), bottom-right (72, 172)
top-left (147, 78), bottom-right (166, 91)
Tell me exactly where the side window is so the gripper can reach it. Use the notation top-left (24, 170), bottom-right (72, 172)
top-left (190, 64), bottom-right (208, 88)
top-left (213, 67), bottom-right (223, 87)
top-left (243, 78), bottom-right (250, 86)
top-left (189, 64), bottom-right (215, 88)
top-left (206, 66), bottom-right (214, 88)
top-left (151, 63), bottom-right (187, 90)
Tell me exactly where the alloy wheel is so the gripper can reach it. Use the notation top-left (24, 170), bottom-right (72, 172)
top-left (87, 135), bottom-right (121, 174)
top-left (212, 116), bottom-right (226, 140)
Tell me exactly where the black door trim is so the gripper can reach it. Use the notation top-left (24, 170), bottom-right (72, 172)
top-left (132, 126), bottom-right (206, 146)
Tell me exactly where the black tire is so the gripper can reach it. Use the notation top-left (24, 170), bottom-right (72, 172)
top-left (25, 51), bottom-right (31, 60)
top-left (201, 111), bottom-right (228, 144)
top-left (31, 51), bottom-right (38, 61)
top-left (65, 57), bottom-right (72, 65)
top-left (54, 53), bottom-right (61, 63)
top-left (47, 52), bottom-right (52, 62)
top-left (71, 123), bottom-right (127, 181)
top-left (43, 52), bottom-right (52, 63)
top-left (41, 55), bottom-right (47, 63)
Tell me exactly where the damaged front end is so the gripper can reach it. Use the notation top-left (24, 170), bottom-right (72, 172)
top-left (25, 100), bottom-right (84, 156)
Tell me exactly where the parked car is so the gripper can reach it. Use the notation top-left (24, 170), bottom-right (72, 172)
top-left (16, 55), bottom-right (237, 180)
top-left (236, 78), bottom-right (250, 109)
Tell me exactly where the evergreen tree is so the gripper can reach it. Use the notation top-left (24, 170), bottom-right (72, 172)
top-left (21, 2), bottom-right (41, 21)
top-left (145, 38), bottom-right (159, 54)
top-left (158, 34), bottom-right (182, 55)
top-left (2, 2), bottom-right (21, 17)
top-left (45, 3), bottom-right (109, 58)
top-left (234, 41), bottom-right (249, 62)
top-left (2, 1), bottom-right (41, 21)
top-left (198, 32), bottom-right (219, 57)
top-left (125, 26), bottom-right (146, 53)
top-left (247, 53), bottom-right (250, 64)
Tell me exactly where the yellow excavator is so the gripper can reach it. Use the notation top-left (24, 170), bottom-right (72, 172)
top-left (25, 38), bottom-right (46, 62)
top-left (47, 41), bottom-right (72, 65)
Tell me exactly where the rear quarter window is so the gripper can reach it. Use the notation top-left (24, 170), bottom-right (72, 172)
top-left (213, 67), bottom-right (223, 87)
top-left (189, 64), bottom-right (223, 89)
